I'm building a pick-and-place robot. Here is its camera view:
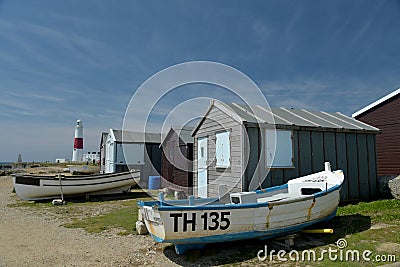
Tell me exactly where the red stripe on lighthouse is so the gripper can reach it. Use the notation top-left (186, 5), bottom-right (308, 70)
top-left (74, 138), bottom-right (83, 149)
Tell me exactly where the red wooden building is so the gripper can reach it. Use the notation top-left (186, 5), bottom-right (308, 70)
top-left (353, 88), bottom-right (400, 176)
top-left (160, 126), bottom-right (194, 194)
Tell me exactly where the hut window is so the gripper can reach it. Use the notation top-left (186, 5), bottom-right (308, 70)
top-left (265, 130), bottom-right (293, 168)
top-left (216, 131), bottom-right (230, 168)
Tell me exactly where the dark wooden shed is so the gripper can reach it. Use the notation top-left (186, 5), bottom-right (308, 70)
top-left (353, 88), bottom-right (400, 177)
top-left (192, 101), bottom-right (380, 202)
top-left (160, 126), bottom-right (194, 194)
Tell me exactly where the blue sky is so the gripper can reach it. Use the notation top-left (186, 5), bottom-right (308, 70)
top-left (0, 0), bottom-right (399, 162)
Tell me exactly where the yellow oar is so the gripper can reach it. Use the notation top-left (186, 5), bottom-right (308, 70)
top-left (302, 229), bottom-right (333, 234)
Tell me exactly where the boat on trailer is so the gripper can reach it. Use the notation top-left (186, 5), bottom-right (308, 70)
top-left (138, 162), bottom-right (344, 254)
top-left (13, 170), bottom-right (140, 201)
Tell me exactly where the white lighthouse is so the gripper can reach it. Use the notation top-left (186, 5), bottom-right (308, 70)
top-left (72, 120), bottom-right (83, 162)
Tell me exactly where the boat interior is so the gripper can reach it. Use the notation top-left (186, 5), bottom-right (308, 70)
top-left (141, 168), bottom-right (343, 209)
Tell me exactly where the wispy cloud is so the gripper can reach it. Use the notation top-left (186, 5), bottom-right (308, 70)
top-left (6, 91), bottom-right (64, 102)
top-left (261, 75), bottom-right (398, 115)
top-left (0, 17), bottom-right (111, 76)
top-left (350, 19), bottom-right (373, 45)
top-left (0, 94), bottom-right (39, 118)
top-left (262, 79), bottom-right (331, 97)
top-left (252, 19), bottom-right (270, 43)
top-left (0, 1), bottom-right (399, 161)
top-left (283, 5), bottom-right (304, 53)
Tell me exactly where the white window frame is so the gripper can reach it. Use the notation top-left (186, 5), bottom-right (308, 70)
top-left (215, 131), bottom-right (231, 168)
top-left (265, 129), bottom-right (293, 168)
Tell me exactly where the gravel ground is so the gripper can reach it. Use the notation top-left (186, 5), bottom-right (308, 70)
top-left (0, 176), bottom-right (185, 267)
top-left (2, 174), bottom-right (397, 267)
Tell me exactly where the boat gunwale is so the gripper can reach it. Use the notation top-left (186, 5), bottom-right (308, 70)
top-left (13, 171), bottom-right (139, 182)
top-left (255, 183), bottom-right (288, 194)
top-left (41, 177), bottom-right (135, 187)
top-left (138, 183), bottom-right (341, 211)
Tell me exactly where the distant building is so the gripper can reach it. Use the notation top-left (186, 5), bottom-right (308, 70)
top-left (353, 88), bottom-right (400, 176)
top-left (55, 158), bottom-right (69, 163)
top-left (17, 154), bottom-right (22, 163)
top-left (82, 152), bottom-right (100, 163)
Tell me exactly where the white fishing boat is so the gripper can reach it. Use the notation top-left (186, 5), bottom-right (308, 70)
top-left (13, 170), bottom-right (140, 201)
top-left (138, 163), bottom-right (344, 254)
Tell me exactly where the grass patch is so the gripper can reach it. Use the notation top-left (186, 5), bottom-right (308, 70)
top-left (338, 199), bottom-right (400, 225)
top-left (64, 202), bottom-right (138, 235)
top-left (308, 200), bottom-right (400, 266)
top-left (178, 199), bottom-right (400, 267)
top-left (39, 162), bottom-right (91, 168)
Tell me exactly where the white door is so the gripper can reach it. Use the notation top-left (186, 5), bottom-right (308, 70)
top-left (197, 137), bottom-right (208, 198)
top-left (216, 131), bottom-right (230, 168)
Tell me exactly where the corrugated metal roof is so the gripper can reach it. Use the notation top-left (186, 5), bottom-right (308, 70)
top-left (221, 102), bottom-right (379, 132)
top-left (273, 108), bottom-right (319, 127)
top-left (287, 109), bottom-right (340, 128)
top-left (352, 88), bottom-right (400, 118)
top-left (225, 103), bottom-right (260, 123)
top-left (160, 126), bottom-right (194, 148)
top-left (112, 129), bottom-right (161, 143)
top-left (172, 126), bottom-right (194, 144)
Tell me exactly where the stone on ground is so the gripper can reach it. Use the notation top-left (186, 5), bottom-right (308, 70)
top-left (378, 175), bottom-right (397, 197)
top-left (136, 221), bottom-right (148, 235)
top-left (388, 175), bottom-right (400, 199)
top-left (174, 190), bottom-right (186, 200)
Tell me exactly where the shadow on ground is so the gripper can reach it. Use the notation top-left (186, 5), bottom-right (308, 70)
top-left (163, 214), bottom-right (371, 266)
top-left (31, 191), bottom-right (151, 204)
